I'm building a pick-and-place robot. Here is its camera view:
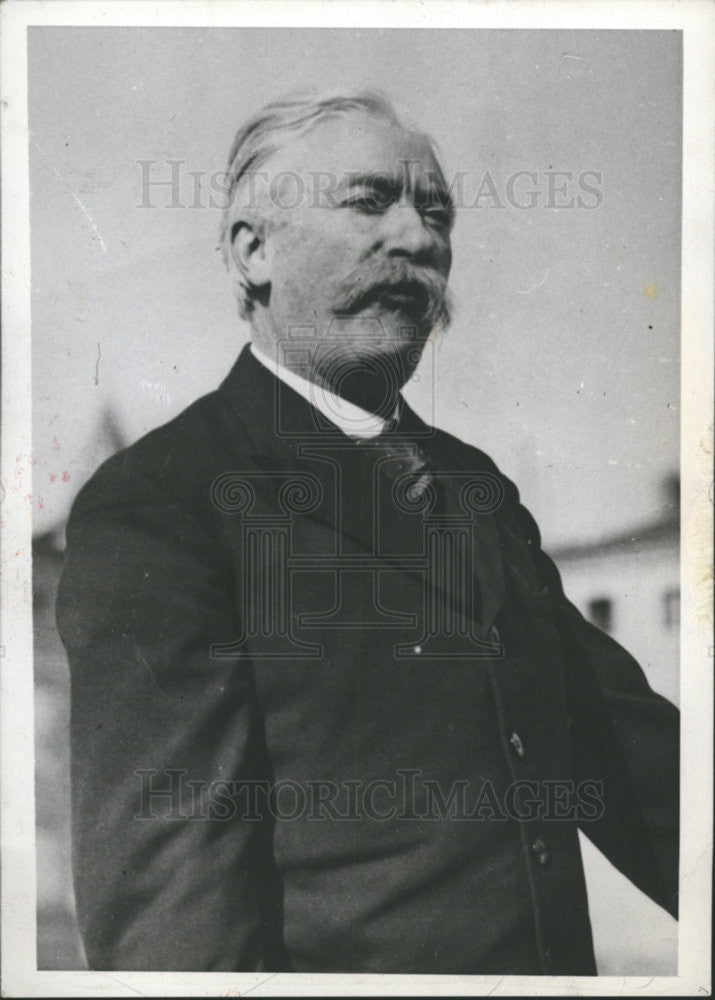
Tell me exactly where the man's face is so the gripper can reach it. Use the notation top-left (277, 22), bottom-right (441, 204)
top-left (254, 111), bottom-right (453, 398)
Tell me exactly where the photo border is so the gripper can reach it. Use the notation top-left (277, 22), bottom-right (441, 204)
top-left (2, 1), bottom-right (712, 995)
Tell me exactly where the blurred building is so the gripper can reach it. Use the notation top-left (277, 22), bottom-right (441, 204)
top-left (552, 474), bottom-right (680, 707)
top-left (34, 528), bottom-right (86, 969)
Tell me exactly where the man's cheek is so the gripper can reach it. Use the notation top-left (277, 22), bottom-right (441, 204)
top-left (437, 242), bottom-right (452, 277)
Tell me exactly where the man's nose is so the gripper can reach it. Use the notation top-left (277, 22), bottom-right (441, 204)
top-left (380, 201), bottom-right (439, 260)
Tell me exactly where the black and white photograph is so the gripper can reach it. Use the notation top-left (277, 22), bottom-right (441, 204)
top-left (1, 1), bottom-right (712, 996)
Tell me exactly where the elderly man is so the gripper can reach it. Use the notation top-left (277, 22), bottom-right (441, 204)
top-left (57, 92), bottom-right (678, 975)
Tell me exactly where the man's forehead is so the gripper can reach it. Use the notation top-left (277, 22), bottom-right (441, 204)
top-left (264, 111), bottom-right (444, 184)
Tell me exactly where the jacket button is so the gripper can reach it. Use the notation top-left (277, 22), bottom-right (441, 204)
top-left (532, 837), bottom-right (551, 867)
top-left (509, 731), bottom-right (525, 759)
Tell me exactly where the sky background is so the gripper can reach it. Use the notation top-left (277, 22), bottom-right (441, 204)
top-left (29, 27), bottom-right (682, 547)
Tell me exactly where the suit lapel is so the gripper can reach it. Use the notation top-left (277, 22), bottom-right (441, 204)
top-left (217, 346), bottom-right (508, 636)
top-left (414, 414), bottom-right (507, 636)
top-left (217, 348), bottom-right (420, 559)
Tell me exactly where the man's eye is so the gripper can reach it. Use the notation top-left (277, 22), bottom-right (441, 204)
top-left (344, 195), bottom-right (391, 213)
top-left (421, 206), bottom-right (453, 229)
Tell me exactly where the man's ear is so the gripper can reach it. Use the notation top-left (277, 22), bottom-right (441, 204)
top-left (229, 219), bottom-right (271, 289)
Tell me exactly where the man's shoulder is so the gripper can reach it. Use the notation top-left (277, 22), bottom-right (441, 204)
top-left (401, 401), bottom-right (501, 473)
top-left (432, 423), bottom-right (501, 472)
top-left (68, 382), bottom-right (253, 527)
top-left (429, 421), bottom-right (528, 525)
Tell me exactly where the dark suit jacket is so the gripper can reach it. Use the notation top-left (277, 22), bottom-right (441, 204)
top-left (56, 345), bottom-right (679, 974)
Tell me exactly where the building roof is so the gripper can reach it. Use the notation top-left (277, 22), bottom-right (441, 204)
top-left (552, 508), bottom-right (678, 562)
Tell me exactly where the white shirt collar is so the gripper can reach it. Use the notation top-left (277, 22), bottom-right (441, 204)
top-left (250, 342), bottom-right (396, 440)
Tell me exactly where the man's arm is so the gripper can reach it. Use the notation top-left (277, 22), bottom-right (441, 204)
top-left (502, 477), bottom-right (679, 918)
top-left (56, 469), bottom-right (283, 970)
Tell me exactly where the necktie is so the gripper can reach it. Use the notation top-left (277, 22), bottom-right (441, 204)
top-left (355, 427), bottom-right (498, 647)
top-left (368, 437), bottom-right (436, 501)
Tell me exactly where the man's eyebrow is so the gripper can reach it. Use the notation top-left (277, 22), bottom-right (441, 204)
top-left (418, 182), bottom-right (455, 209)
top-left (338, 172), bottom-right (402, 193)
top-left (414, 177), bottom-right (456, 224)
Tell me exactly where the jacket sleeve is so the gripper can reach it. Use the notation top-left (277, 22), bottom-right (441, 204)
top-left (56, 470), bottom-right (284, 970)
top-left (502, 477), bottom-right (679, 918)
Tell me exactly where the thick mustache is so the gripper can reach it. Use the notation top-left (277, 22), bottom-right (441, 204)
top-left (332, 259), bottom-right (452, 329)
